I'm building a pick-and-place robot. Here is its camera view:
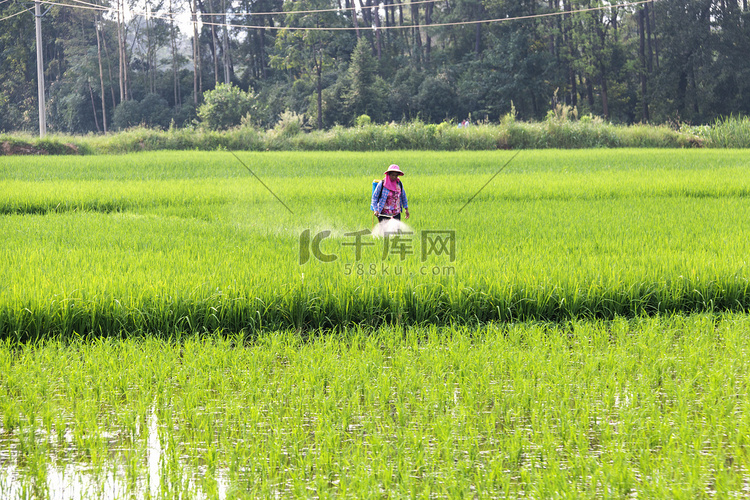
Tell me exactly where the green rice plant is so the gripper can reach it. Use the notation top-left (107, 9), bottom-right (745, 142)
top-left (2, 149), bottom-right (750, 338)
top-left (4, 317), bottom-right (750, 496)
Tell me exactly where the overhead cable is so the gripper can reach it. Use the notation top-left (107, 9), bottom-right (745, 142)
top-left (1, 0), bottom-right (657, 31)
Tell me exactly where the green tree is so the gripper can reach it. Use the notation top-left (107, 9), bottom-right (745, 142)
top-left (197, 82), bottom-right (257, 129)
top-left (345, 36), bottom-right (388, 123)
top-left (269, 0), bottom-right (353, 128)
top-left (416, 74), bottom-right (458, 122)
top-left (463, 0), bottom-right (559, 121)
top-left (568, 1), bottom-right (625, 120)
top-left (649, 0), bottom-right (714, 122)
top-left (650, 0), bottom-right (750, 122)
top-left (112, 99), bottom-right (142, 129)
top-left (711, 2), bottom-right (750, 117)
top-left (0, 4), bottom-right (40, 131)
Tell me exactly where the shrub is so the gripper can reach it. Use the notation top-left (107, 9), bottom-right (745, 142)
top-left (141, 94), bottom-right (173, 130)
top-left (112, 100), bottom-right (143, 131)
top-left (273, 110), bottom-right (305, 138)
top-left (3, 118), bottom-right (738, 153)
top-left (198, 84), bottom-right (258, 131)
top-left (355, 115), bottom-right (371, 127)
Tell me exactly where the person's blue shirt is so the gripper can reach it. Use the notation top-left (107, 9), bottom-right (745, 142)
top-left (371, 179), bottom-right (408, 213)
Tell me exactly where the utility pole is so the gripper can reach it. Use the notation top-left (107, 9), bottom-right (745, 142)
top-left (35, 0), bottom-right (47, 137)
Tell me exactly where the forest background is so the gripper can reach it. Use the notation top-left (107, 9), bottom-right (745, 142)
top-left (1, 0), bottom-right (749, 135)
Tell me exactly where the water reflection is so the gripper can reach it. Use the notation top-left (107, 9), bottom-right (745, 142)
top-left (0, 406), bottom-right (228, 499)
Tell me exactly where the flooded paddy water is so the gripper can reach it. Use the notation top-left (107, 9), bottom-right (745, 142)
top-left (3, 317), bottom-right (750, 498)
top-left (0, 407), bottom-right (226, 499)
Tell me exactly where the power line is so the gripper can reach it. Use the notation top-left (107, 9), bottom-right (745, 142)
top-left (2, 0), bottom-right (658, 31)
top-left (56, 0), bottom-right (444, 17)
top-left (237, 0), bottom-right (656, 31)
top-left (0, 6), bottom-right (33, 22)
top-left (184, 0), bottom-right (441, 17)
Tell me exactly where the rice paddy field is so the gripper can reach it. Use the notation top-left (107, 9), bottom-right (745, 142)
top-left (2, 149), bottom-right (750, 498)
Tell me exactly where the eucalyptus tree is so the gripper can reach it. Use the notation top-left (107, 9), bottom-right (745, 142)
top-left (269, 0), bottom-right (353, 128)
top-left (43, 1), bottom-right (113, 132)
top-left (709, 0), bottom-right (750, 117)
top-left (233, 0), bottom-right (283, 83)
top-left (0, 2), bottom-right (38, 131)
top-left (467, 0), bottom-right (560, 120)
top-left (566, 0), bottom-right (624, 119)
top-left (648, 0), bottom-right (713, 122)
top-left (649, 0), bottom-right (750, 122)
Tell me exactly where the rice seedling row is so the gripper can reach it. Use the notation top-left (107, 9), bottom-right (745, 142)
top-left (2, 316), bottom-right (750, 498)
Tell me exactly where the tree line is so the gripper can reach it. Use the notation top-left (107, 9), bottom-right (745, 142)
top-left (1, 0), bottom-right (748, 134)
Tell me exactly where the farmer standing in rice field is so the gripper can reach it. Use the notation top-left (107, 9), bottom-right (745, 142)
top-left (371, 164), bottom-right (410, 222)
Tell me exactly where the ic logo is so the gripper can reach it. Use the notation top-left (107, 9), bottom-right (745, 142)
top-left (299, 229), bottom-right (337, 264)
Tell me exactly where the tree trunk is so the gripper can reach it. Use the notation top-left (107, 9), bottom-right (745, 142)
top-left (95, 16), bottom-right (107, 132)
top-left (548, 0), bottom-right (556, 56)
top-left (350, 0), bottom-right (360, 39)
top-left (100, 22), bottom-right (118, 110)
top-left (638, 7), bottom-right (649, 122)
top-left (676, 69), bottom-right (687, 117)
top-left (374, 0), bottom-right (382, 60)
top-left (207, 0), bottom-right (220, 85)
top-left (564, 0), bottom-right (575, 105)
top-left (192, 0), bottom-right (201, 104)
top-left (145, 0), bottom-right (153, 93)
top-left (644, 1), bottom-right (653, 73)
top-left (399, 0), bottom-right (411, 60)
top-left (222, 0), bottom-right (231, 84)
top-left (88, 80), bottom-right (101, 132)
top-left (569, 68), bottom-right (577, 107)
top-left (651, 0), bottom-right (659, 69)
top-left (397, 0), bottom-right (407, 59)
top-left (384, 0), bottom-right (392, 47)
top-left (474, 3), bottom-right (481, 54)
top-left (690, 64), bottom-right (699, 117)
top-left (600, 70), bottom-right (609, 120)
top-left (170, 0), bottom-right (179, 105)
top-left (585, 76), bottom-right (594, 109)
top-left (121, 2), bottom-right (129, 101)
top-left (424, 1), bottom-right (432, 68)
top-left (260, 22), bottom-right (267, 79)
top-left (361, 0), bottom-right (372, 29)
top-left (411, 2), bottom-right (422, 68)
top-left (316, 48), bottom-right (323, 129)
top-left (117, 0), bottom-right (126, 101)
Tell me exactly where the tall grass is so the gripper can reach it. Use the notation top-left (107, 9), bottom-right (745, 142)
top-left (692, 115), bottom-right (750, 148)
top-left (7, 116), bottom-right (750, 155)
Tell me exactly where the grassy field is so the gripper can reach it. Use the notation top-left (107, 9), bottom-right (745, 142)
top-left (2, 149), bottom-right (750, 339)
top-left (3, 148), bottom-right (750, 498)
